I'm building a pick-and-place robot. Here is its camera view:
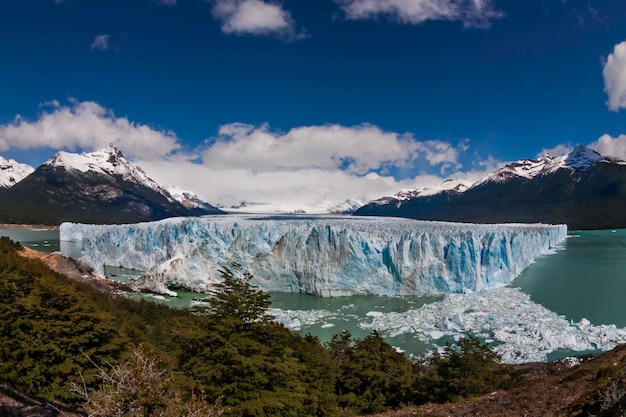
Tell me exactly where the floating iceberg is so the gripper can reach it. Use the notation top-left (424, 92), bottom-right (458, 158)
top-left (60, 215), bottom-right (566, 297)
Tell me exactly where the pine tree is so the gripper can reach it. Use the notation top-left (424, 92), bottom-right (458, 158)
top-left (203, 266), bottom-right (272, 328)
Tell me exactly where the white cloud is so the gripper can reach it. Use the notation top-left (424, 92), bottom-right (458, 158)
top-left (588, 134), bottom-right (626, 159)
top-left (334, 0), bottom-right (504, 28)
top-left (603, 40), bottom-right (626, 112)
top-left (0, 99), bottom-right (180, 160)
top-left (136, 123), bottom-right (479, 209)
top-left (204, 123), bottom-right (424, 174)
top-left (415, 139), bottom-right (466, 173)
top-left (140, 158), bottom-right (446, 210)
top-left (536, 143), bottom-right (572, 158)
top-left (211, 0), bottom-right (303, 40)
top-left (90, 34), bottom-right (110, 51)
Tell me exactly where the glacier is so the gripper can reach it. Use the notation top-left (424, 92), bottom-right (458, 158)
top-left (60, 215), bottom-right (567, 297)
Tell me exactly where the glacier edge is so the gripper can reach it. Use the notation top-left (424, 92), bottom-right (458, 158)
top-left (60, 215), bottom-right (567, 297)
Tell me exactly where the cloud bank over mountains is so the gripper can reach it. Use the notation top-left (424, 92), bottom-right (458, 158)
top-left (3, 84), bottom-right (626, 209)
top-left (10, 5), bottom-right (626, 209)
top-left (0, 99), bottom-right (493, 208)
top-left (0, 100), bottom-right (180, 161)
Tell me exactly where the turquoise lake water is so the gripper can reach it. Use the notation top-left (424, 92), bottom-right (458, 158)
top-left (3, 227), bottom-right (625, 358)
top-left (513, 229), bottom-right (626, 328)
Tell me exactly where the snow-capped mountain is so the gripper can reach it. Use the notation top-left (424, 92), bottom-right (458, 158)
top-left (166, 186), bottom-right (219, 211)
top-left (370, 178), bottom-right (473, 207)
top-left (355, 145), bottom-right (626, 230)
top-left (0, 145), bottom-right (224, 225)
top-left (0, 156), bottom-right (34, 188)
top-left (471, 145), bottom-right (623, 188)
top-left (45, 145), bottom-right (175, 202)
top-left (322, 198), bottom-right (370, 214)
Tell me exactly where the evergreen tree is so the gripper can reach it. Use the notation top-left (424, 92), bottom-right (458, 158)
top-left (203, 266), bottom-right (273, 328)
top-left (414, 335), bottom-right (506, 403)
top-left (181, 266), bottom-right (340, 417)
top-left (328, 331), bottom-right (414, 414)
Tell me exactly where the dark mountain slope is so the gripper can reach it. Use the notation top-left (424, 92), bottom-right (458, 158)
top-left (355, 146), bottom-right (626, 230)
top-left (0, 146), bottom-right (224, 225)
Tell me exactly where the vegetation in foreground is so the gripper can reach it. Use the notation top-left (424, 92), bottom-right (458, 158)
top-left (1, 236), bottom-right (626, 417)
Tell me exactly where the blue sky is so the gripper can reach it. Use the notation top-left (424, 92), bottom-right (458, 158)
top-left (1, 0), bottom-right (626, 209)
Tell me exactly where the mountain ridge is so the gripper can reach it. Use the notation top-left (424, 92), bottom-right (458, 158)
top-left (0, 145), bottom-right (224, 225)
top-left (3, 144), bottom-right (626, 227)
top-left (356, 145), bottom-right (626, 230)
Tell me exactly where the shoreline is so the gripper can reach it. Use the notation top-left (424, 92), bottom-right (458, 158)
top-left (0, 224), bottom-right (59, 230)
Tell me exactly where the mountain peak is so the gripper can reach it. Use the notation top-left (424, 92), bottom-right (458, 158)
top-left (0, 155), bottom-right (34, 188)
top-left (563, 145), bottom-right (605, 169)
top-left (166, 186), bottom-right (218, 211)
top-left (43, 146), bottom-right (176, 202)
top-left (472, 145), bottom-right (623, 189)
top-left (46, 146), bottom-right (132, 174)
top-left (101, 143), bottom-right (125, 163)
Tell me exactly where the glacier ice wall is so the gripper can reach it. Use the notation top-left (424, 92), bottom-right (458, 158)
top-left (60, 215), bottom-right (567, 297)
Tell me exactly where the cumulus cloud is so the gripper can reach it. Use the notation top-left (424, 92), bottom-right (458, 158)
top-left (90, 34), bottom-right (110, 51)
top-left (603, 40), bottom-right (626, 112)
top-left (204, 123), bottom-right (425, 174)
top-left (415, 139), bottom-right (467, 173)
top-left (0, 99), bottom-right (180, 160)
top-left (138, 122), bottom-right (475, 209)
top-left (138, 122), bottom-right (480, 209)
top-left (210, 0), bottom-right (304, 40)
top-left (334, 0), bottom-right (504, 28)
top-left (588, 134), bottom-right (626, 159)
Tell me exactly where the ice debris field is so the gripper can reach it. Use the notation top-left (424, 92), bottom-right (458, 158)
top-left (268, 286), bottom-right (626, 363)
top-left (60, 215), bottom-right (566, 297)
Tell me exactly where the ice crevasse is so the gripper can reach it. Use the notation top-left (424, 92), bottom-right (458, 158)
top-left (60, 215), bottom-right (567, 297)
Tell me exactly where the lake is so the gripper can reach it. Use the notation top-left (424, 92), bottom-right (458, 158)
top-left (0, 227), bottom-right (60, 253)
top-left (514, 229), bottom-right (626, 328)
top-left (3, 226), bottom-right (625, 362)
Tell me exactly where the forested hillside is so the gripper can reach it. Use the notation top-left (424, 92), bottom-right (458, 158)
top-left (1, 236), bottom-right (625, 417)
